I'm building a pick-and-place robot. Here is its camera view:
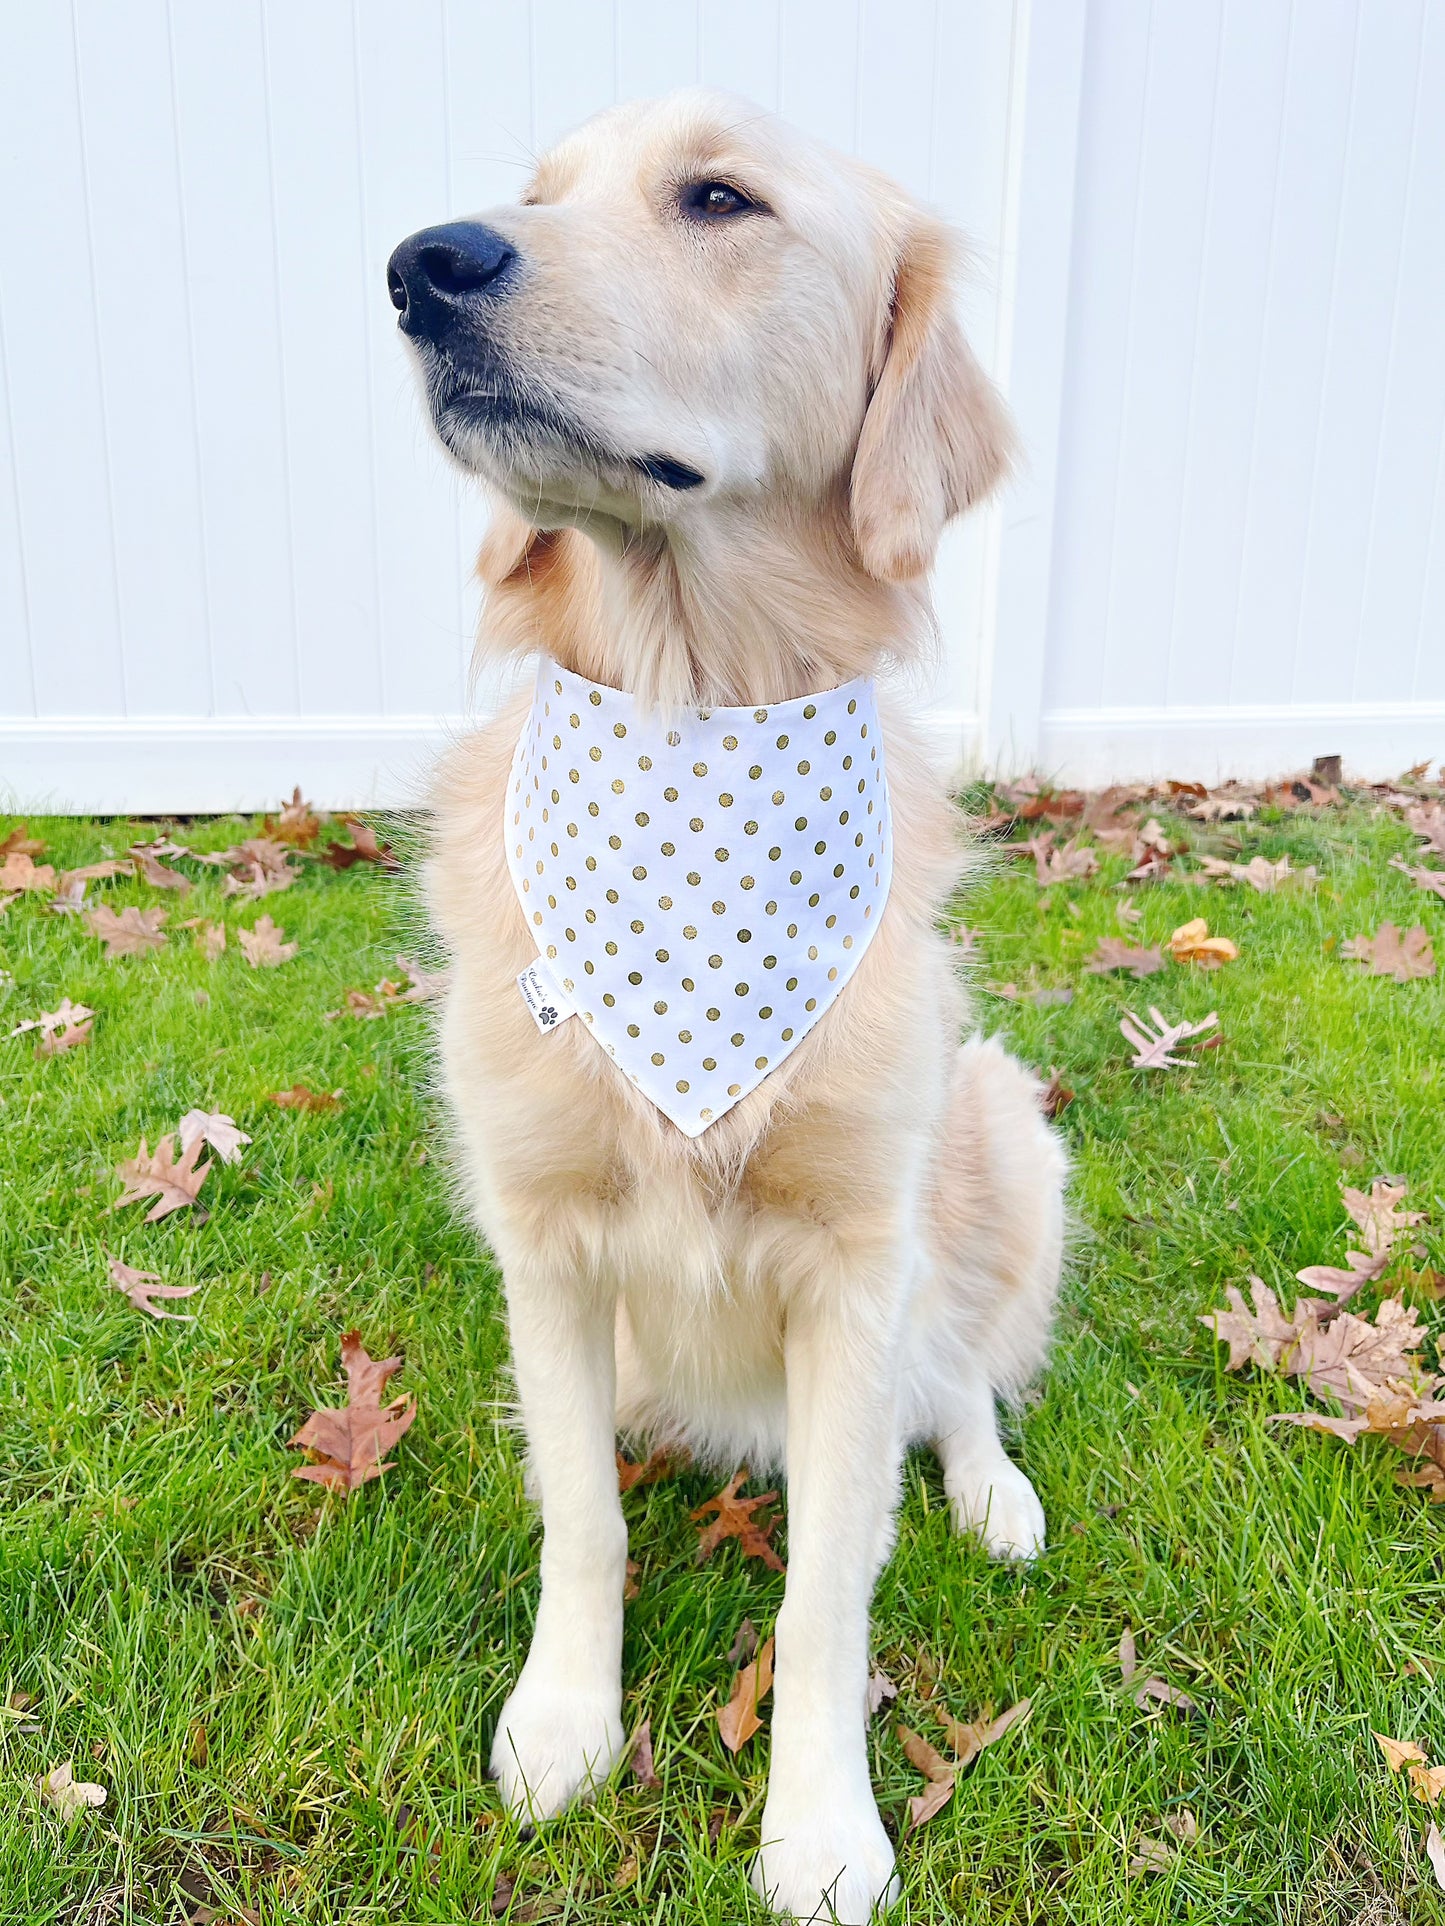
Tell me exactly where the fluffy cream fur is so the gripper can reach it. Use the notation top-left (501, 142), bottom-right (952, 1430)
top-left (408, 89), bottom-right (1066, 1924)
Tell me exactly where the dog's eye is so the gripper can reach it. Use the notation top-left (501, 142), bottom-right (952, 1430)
top-left (680, 180), bottom-right (766, 221)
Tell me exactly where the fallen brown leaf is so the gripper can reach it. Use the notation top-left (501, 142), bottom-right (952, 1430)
top-left (1040, 1070), bottom-right (1075, 1120)
top-left (88, 905), bottom-right (168, 958)
top-left (1342, 922), bottom-right (1435, 981)
top-left (0, 823), bottom-right (46, 859)
top-left (322, 818), bottom-right (398, 870)
top-left (1343, 1181), bottom-right (1427, 1257)
top-left (36, 1019), bottom-right (92, 1059)
top-left (630, 1718), bottom-right (660, 1788)
top-left (0, 852), bottom-right (56, 893)
top-left (239, 915), bottom-right (298, 968)
top-left (9, 996), bottom-right (95, 1042)
top-left (718, 1635), bottom-right (774, 1753)
top-left (59, 860), bottom-right (133, 889)
top-left (692, 1471), bottom-right (785, 1571)
top-left (1378, 1733), bottom-right (1430, 1773)
top-left (290, 1331), bottom-right (418, 1494)
top-left (1411, 1764), bottom-right (1445, 1807)
top-left (1390, 856), bottom-right (1445, 901)
top-left (1428, 1819), bottom-right (1445, 1890)
top-left (128, 845), bottom-right (192, 893)
top-left (1128, 1837), bottom-right (1176, 1875)
top-left (105, 1256), bottom-right (199, 1322)
top-left (1022, 832), bottom-right (1097, 886)
top-left (270, 1084), bottom-right (342, 1112)
top-left (1086, 937), bottom-right (1165, 979)
top-left (1120, 1006), bottom-right (1220, 1069)
top-left (867, 1666), bottom-right (898, 1717)
top-left (934, 1696), bottom-right (1033, 1767)
top-left (898, 1723), bottom-right (955, 1829)
top-left (270, 786), bottom-right (323, 848)
top-left (1134, 1677), bottom-right (1197, 1713)
top-left (110, 1133), bottom-right (210, 1221)
top-left (617, 1444), bottom-right (681, 1492)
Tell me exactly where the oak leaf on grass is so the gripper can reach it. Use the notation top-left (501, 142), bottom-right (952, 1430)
top-left (1021, 832), bottom-right (1097, 886)
top-left (1342, 922), bottom-right (1435, 981)
top-left (239, 915), bottom-right (297, 968)
top-left (1120, 1007), bottom-right (1219, 1069)
top-left (106, 1255), bottom-right (199, 1321)
top-left (718, 1635), bottom-right (774, 1753)
top-left (110, 1133), bottom-right (210, 1221)
top-left (321, 817), bottom-right (398, 871)
top-left (1388, 857), bottom-right (1445, 902)
top-left (898, 1725), bottom-right (955, 1829)
top-left (1086, 938), bottom-right (1165, 979)
top-left (36, 1019), bottom-right (92, 1058)
top-left (9, 997), bottom-right (94, 1043)
top-left (1343, 1181), bottom-right (1427, 1257)
top-left (290, 1331), bottom-right (417, 1494)
top-left (88, 905), bottom-right (168, 958)
top-left (692, 1471), bottom-right (785, 1571)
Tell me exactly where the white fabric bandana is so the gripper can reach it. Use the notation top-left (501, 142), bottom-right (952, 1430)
top-left (505, 658), bottom-right (893, 1136)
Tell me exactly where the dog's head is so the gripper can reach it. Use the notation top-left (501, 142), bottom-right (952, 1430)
top-left (389, 89), bottom-right (1011, 583)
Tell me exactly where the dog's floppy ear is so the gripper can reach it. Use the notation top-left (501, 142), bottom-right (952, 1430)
top-left (849, 217), bottom-right (1015, 583)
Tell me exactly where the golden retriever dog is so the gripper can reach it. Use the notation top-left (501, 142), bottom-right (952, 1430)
top-left (389, 89), bottom-right (1066, 1922)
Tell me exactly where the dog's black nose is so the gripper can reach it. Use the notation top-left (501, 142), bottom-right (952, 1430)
top-left (386, 222), bottom-right (517, 338)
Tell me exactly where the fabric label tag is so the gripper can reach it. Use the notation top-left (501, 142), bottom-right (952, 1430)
top-left (516, 959), bottom-right (576, 1035)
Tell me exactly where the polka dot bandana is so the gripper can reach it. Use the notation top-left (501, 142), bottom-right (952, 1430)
top-left (505, 657), bottom-right (894, 1136)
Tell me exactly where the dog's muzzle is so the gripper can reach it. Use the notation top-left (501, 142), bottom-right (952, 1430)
top-left (386, 221), bottom-right (517, 348)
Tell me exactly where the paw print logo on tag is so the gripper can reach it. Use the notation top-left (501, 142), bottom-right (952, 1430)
top-left (538, 1005), bottom-right (558, 1027)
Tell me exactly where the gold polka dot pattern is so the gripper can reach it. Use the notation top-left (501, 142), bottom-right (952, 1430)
top-left (506, 657), bottom-right (893, 1136)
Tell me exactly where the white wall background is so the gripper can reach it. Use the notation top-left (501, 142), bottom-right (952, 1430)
top-left (1, 0), bottom-right (1442, 812)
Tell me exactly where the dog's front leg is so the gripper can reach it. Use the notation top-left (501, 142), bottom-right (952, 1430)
top-left (754, 1254), bottom-right (908, 1923)
top-left (490, 1253), bottom-right (628, 1822)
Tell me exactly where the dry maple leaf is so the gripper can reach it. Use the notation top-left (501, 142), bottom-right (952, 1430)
top-left (60, 859), bottom-right (133, 889)
top-left (0, 823), bottom-right (46, 859)
top-left (1168, 918), bottom-right (1240, 968)
top-left (270, 1084), bottom-right (342, 1112)
top-left (692, 1471), bottom-right (785, 1571)
top-left (1135, 1677), bottom-right (1197, 1713)
top-left (630, 1717), bottom-right (660, 1788)
top-left (1040, 1070), bottom-right (1075, 1120)
top-left (1405, 801), bottom-right (1445, 856)
top-left (239, 914), bottom-right (298, 968)
top-left (1087, 937), bottom-right (1165, 979)
top-left (128, 845), bottom-right (192, 893)
top-left (1022, 832), bottom-right (1097, 886)
top-left (39, 1761), bottom-right (106, 1818)
top-left (178, 1109), bottom-right (252, 1165)
top-left (180, 918), bottom-right (226, 959)
top-left (106, 1255), bottom-right (199, 1321)
top-left (270, 785), bottom-right (322, 848)
top-left (617, 1443), bottom-right (682, 1492)
top-left (1120, 1006), bottom-right (1219, 1069)
top-left (935, 1696), bottom-right (1033, 1768)
top-left (898, 1723), bottom-right (955, 1829)
top-left (1343, 922), bottom-right (1435, 981)
top-left (1343, 1182), bottom-right (1427, 1257)
top-left (88, 904), bottom-right (168, 957)
top-left (1378, 1733), bottom-right (1430, 1773)
top-left (1388, 855), bottom-right (1445, 901)
top-left (219, 836), bottom-right (301, 901)
top-left (718, 1633), bottom-right (774, 1753)
top-left (322, 817), bottom-right (398, 870)
top-left (110, 1133), bottom-right (211, 1221)
top-left (0, 851), bottom-right (56, 893)
top-left (291, 1332), bottom-right (418, 1492)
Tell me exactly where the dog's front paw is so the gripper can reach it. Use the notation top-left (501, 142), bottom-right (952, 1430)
top-left (490, 1672), bottom-right (625, 1823)
top-left (947, 1453), bottom-right (1046, 1562)
top-left (752, 1794), bottom-right (899, 1923)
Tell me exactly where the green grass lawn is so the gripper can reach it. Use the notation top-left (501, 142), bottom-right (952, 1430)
top-left (2, 794), bottom-right (1443, 1926)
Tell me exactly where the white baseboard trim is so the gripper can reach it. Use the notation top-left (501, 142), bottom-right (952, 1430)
top-left (1034, 702), bottom-right (1445, 787)
top-left (1, 702), bottom-right (1439, 812)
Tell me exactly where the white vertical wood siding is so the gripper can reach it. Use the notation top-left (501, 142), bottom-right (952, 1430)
top-left (1, 0), bottom-right (1442, 809)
